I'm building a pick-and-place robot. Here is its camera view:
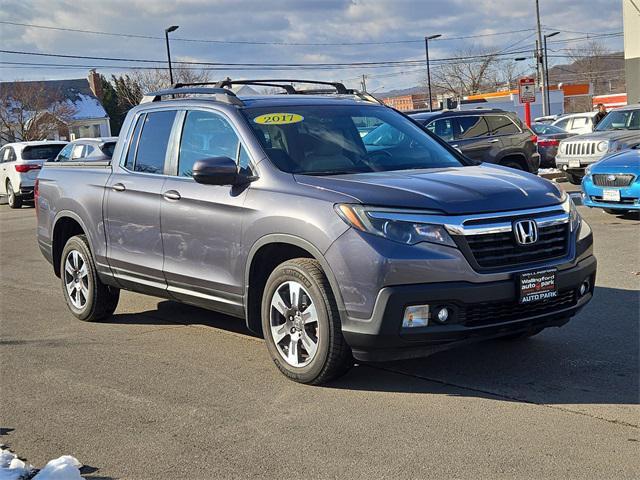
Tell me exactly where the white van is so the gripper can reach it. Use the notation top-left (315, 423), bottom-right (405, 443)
top-left (551, 112), bottom-right (599, 135)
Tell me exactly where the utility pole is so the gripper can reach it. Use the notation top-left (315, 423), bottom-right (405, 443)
top-left (361, 74), bottom-right (367, 92)
top-left (544, 31), bottom-right (560, 114)
top-left (535, 0), bottom-right (547, 115)
top-left (425, 34), bottom-right (442, 112)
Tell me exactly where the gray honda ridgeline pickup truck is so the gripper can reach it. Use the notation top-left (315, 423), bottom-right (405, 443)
top-left (36, 80), bottom-right (596, 385)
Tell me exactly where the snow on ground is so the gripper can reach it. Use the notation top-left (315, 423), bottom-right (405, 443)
top-left (538, 168), bottom-right (561, 175)
top-left (0, 449), bottom-right (84, 480)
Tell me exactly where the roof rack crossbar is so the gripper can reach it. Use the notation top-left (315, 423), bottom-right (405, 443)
top-left (213, 79), bottom-right (351, 94)
top-left (140, 86), bottom-right (244, 105)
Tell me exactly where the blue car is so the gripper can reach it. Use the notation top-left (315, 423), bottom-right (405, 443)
top-left (582, 147), bottom-right (640, 214)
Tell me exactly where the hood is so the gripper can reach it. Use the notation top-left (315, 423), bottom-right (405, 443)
top-left (568, 130), bottom-right (640, 142)
top-left (295, 164), bottom-right (563, 215)
top-left (591, 149), bottom-right (640, 172)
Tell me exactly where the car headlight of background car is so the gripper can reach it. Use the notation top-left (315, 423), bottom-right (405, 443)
top-left (336, 204), bottom-right (456, 247)
top-left (597, 141), bottom-right (609, 153)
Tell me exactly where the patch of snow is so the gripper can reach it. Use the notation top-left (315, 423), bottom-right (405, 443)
top-left (538, 168), bottom-right (561, 174)
top-left (0, 449), bottom-right (84, 480)
top-left (68, 94), bottom-right (107, 120)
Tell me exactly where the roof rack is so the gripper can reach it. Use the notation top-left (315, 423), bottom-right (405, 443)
top-left (140, 86), bottom-right (244, 105)
top-left (140, 79), bottom-right (383, 105)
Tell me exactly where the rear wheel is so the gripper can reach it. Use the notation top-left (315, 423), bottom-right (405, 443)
top-left (604, 208), bottom-right (629, 215)
top-left (261, 258), bottom-right (352, 384)
top-left (7, 181), bottom-right (22, 209)
top-left (60, 235), bottom-right (120, 321)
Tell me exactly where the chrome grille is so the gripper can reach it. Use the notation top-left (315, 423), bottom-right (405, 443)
top-left (592, 174), bottom-right (634, 187)
top-left (565, 141), bottom-right (597, 156)
top-left (463, 223), bottom-right (569, 269)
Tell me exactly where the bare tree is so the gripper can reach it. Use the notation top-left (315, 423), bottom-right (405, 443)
top-left (566, 40), bottom-right (611, 95)
top-left (0, 81), bottom-right (77, 143)
top-left (428, 48), bottom-right (498, 99)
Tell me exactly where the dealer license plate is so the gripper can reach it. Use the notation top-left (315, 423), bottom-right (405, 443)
top-left (602, 189), bottom-right (621, 202)
top-left (519, 269), bottom-right (558, 304)
top-left (569, 159), bottom-right (581, 168)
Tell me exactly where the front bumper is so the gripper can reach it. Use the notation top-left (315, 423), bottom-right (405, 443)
top-left (341, 255), bottom-right (596, 362)
top-left (581, 177), bottom-right (640, 210)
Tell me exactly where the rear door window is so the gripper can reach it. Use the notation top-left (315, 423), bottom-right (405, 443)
top-left (454, 116), bottom-right (490, 139)
top-left (128, 111), bottom-right (176, 174)
top-left (71, 145), bottom-right (85, 160)
top-left (486, 115), bottom-right (520, 135)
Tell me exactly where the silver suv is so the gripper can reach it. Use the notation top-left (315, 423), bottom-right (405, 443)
top-left (556, 104), bottom-right (640, 184)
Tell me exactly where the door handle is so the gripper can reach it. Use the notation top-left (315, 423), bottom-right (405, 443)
top-left (112, 183), bottom-right (126, 192)
top-left (488, 139), bottom-right (500, 143)
top-left (163, 190), bottom-right (181, 201)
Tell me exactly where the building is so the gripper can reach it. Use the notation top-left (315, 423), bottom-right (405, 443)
top-left (0, 71), bottom-right (111, 145)
top-left (623, 0), bottom-right (640, 104)
top-left (381, 93), bottom-right (430, 111)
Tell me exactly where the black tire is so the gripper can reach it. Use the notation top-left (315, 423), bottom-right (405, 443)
top-left (499, 328), bottom-right (544, 341)
top-left (604, 208), bottom-right (628, 215)
top-left (565, 172), bottom-right (582, 185)
top-left (60, 235), bottom-right (120, 322)
top-left (261, 258), bottom-right (353, 385)
top-left (7, 181), bottom-right (22, 209)
top-left (501, 160), bottom-right (524, 171)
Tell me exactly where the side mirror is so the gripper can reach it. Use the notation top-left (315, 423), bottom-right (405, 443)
top-left (192, 156), bottom-right (240, 186)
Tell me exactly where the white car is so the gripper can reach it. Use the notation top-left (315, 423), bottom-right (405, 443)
top-left (0, 141), bottom-right (67, 208)
top-left (551, 112), bottom-right (599, 135)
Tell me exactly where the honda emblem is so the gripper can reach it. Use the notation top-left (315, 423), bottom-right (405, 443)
top-left (514, 219), bottom-right (538, 245)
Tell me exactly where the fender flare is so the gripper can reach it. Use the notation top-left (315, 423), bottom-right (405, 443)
top-left (243, 233), bottom-right (349, 327)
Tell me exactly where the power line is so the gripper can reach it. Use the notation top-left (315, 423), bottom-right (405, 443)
top-left (0, 20), bottom-right (542, 46)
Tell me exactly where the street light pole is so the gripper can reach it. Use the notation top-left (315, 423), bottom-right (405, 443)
top-left (425, 34), bottom-right (441, 111)
top-left (165, 25), bottom-right (179, 85)
top-left (544, 31), bottom-right (560, 115)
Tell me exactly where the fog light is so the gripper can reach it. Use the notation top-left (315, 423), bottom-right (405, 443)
top-left (403, 305), bottom-right (430, 328)
top-left (579, 281), bottom-right (590, 297)
top-left (436, 307), bottom-right (450, 323)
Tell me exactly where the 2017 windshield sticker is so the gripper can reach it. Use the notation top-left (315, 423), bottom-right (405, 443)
top-left (253, 113), bottom-right (304, 125)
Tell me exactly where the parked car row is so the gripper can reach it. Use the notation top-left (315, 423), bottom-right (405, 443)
top-left (0, 137), bottom-right (117, 208)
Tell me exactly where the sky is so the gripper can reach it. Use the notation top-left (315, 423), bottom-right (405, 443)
top-left (0, 0), bottom-right (624, 93)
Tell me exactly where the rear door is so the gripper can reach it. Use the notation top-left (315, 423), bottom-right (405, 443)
top-left (485, 114), bottom-right (525, 153)
top-left (104, 109), bottom-right (177, 295)
top-left (160, 109), bottom-right (251, 316)
top-left (452, 115), bottom-right (494, 162)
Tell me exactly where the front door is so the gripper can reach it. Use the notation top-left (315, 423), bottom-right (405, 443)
top-left (104, 110), bottom-right (177, 295)
top-left (160, 109), bottom-right (251, 316)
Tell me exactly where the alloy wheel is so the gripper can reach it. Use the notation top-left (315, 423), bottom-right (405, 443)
top-left (269, 280), bottom-right (319, 367)
top-left (64, 250), bottom-right (89, 309)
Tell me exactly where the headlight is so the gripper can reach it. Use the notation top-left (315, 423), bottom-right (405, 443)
top-left (560, 194), bottom-right (581, 232)
top-left (597, 141), bottom-right (608, 152)
top-left (335, 204), bottom-right (456, 247)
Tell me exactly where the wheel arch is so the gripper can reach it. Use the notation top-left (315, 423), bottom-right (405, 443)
top-left (51, 211), bottom-right (93, 277)
top-left (498, 152), bottom-right (528, 170)
top-left (244, 234), bottom-right (348, 336)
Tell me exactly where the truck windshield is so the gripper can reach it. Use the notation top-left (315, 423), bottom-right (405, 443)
top-left (595, 109), bottom-right (640, 131)
top-left (242, 105), bottom-right (463, 175)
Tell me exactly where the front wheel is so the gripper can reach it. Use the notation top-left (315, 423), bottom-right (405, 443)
top-left (7, 181), bottom-right (22, 209)
top-left (261, 258), bottom-right (352, 384)
top-left (60, 235), bottom-right (120, 321)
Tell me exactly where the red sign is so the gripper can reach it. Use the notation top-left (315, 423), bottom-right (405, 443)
top-left (519, 78), bottom-right (536, 104)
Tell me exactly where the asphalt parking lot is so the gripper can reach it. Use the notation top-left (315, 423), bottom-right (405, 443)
top-left (1, 186), bottom-right (638, 479)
